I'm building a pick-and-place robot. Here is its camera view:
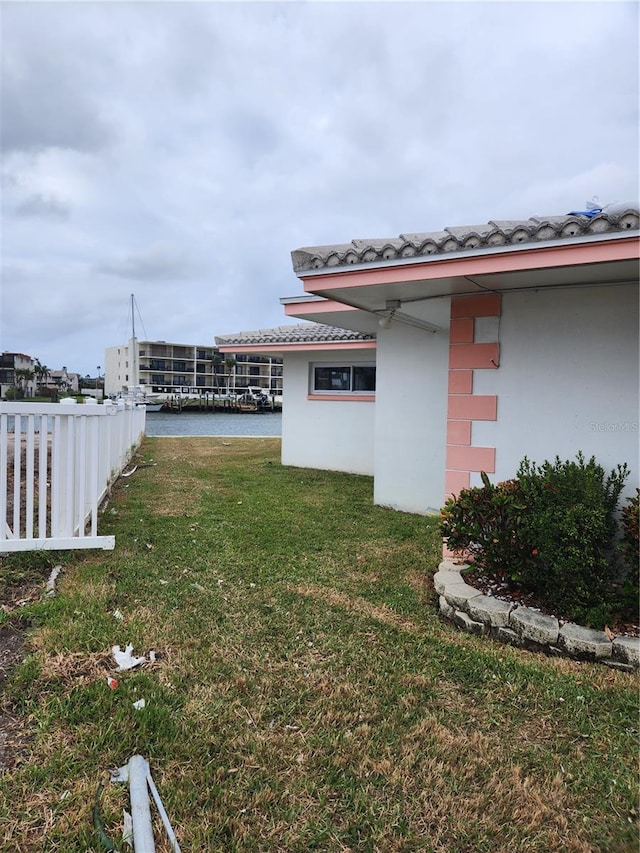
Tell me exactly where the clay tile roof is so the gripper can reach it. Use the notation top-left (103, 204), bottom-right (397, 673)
top-left (291, 205), bottom-right (639, 273)
top-left (215, 323), bottom-right (375, 347)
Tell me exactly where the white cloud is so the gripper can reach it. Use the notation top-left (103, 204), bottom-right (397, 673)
top-left (95, 244), bottom-right (197, 281)
top-left (0, 0), bottom-right (637, 373)
top-left (14, 194), bottom-right (70, 220)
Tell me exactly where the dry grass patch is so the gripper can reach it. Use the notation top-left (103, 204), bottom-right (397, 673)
top-left (142, 437), bottom-right (280, 514)
top-left (290, 584), bottom-right (423, 633)
top-left (149, 473), bottom-right (201, 516)
top-left (35, 650), bottom-right (113, 689)
top-left (158, 436), bottom-right (279, 466)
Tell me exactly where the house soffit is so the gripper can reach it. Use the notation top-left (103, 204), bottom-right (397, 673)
top-left (303, 257), bottom-right (639, 314)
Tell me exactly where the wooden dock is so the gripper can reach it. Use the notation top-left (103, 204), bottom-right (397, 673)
top-left (159, 394), bottom-right (280, 414)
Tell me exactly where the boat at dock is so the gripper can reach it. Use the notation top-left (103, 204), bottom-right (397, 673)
top-left (113, 386), bottom-right (164, 411)
top-left (159, 390), bottom-right (280, 414)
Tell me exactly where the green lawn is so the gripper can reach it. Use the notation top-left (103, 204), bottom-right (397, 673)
top-left (1, 437), bottom-right (638, 852)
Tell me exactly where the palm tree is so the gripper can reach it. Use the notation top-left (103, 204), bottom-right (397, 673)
top-left (33, 360), bottom-right (43, 389)
top-left (15, 367), bottom-right (35, 398)
top-left (209, 353), bottom-right (223, 394)
top-left (34, 360), bottom-right (51, 392)
top-left (224, 357), bottom-right (237, 396)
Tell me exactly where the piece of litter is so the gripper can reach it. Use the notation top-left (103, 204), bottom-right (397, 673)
top-left (112, 644), bottom-right (147, 671)
top-left (113, 609), bottom-right (124, 621)
top-left (159, 579), bottom-right (169, 585)
top-left (149, 650), bottom-right (157, 662)
top-left (45, 565), bottom-right (62, 597)
top-left (123, 810), bottom-right (133, 847)
top-left (107, 676), bottom-right (119, 690)
top-left (132, 698), bottom-right (146, 710)
top-left (121, 465), bottom-right (138, 478)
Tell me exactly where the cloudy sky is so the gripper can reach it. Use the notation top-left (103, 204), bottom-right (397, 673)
top-left (1, 0), bottom-right (638, 378)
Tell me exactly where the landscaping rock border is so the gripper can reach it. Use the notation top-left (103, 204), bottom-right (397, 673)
top-left (434, 558), bottom-right (639, 672)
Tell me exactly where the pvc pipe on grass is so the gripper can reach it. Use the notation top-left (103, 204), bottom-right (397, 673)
top-left (129, 755), bottom-right (155, 852)
top-left (110, 754), bottom-right (181, 853)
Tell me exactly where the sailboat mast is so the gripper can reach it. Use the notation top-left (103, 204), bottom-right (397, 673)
top-left (131, 293), bottom-right (137, 387)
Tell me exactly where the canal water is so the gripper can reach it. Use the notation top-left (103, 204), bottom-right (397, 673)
top-left (144, 410), bottom-right (282, 437)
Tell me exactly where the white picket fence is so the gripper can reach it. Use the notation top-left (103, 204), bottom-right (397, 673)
top-left (0, 399), bottom-right (146, 553)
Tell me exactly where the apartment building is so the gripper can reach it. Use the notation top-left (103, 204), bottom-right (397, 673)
top-left (104, 339), bottom-right (283, 397)
top-left (0, 352), bottom-right (37, 398)
top-left (48, 368), bottom-right (80, 394)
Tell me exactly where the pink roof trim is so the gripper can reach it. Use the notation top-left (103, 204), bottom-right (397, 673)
top-left (301, 238), bottom-right (639, 292)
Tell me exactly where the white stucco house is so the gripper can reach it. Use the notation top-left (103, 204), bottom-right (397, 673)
top-left (216, 205), bottom-right (639, 515)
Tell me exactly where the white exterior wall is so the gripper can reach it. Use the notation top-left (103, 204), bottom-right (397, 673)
top-left (472, 283), bottom-right (639, 499)
top-left (281, 350), bottom-right (375, 475)
top-left (373, 297), bottom-right (451, 514)
top-left (104, 343), bottom-right (131, 396)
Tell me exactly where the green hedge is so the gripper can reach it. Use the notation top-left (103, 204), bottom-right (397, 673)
top-left (619, 488), bottom-right (639, 613)
top-left (440, 453), bottom-right (631, 626)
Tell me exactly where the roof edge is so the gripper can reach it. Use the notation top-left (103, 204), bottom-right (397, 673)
top-left (292, 208), bottom-right (639, 276)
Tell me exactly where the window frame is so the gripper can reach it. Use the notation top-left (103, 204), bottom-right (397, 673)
top-left (309, 362), bottom-right (376, 396)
